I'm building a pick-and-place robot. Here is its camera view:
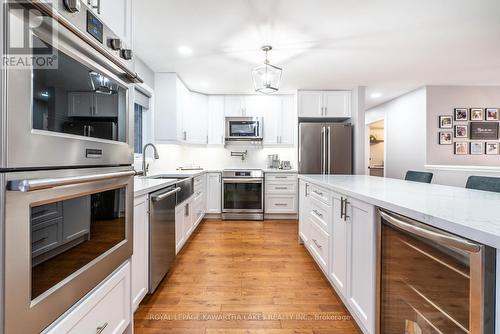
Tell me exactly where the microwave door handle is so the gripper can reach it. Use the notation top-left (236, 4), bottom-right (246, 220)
top-left (7, 170), bottom-right (136, 192)
top-left (379, 210), bottom-right (481, 253)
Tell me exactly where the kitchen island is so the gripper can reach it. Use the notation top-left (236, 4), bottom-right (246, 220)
top-left (298, 174), bottom-right (500, 334)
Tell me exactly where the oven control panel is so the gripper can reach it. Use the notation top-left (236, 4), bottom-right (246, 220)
top-left (235, 171), bottom-right (251, 177)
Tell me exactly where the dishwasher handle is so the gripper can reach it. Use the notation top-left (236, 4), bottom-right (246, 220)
top-left (151, 187), bottom-right (181, 202)
top-left (379, 210), bottom-right (481, 253)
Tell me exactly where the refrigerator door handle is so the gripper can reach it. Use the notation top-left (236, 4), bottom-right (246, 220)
top-left (321, 126), bottom-right (326, 174)
top-left (327, 126), bottom-right (331, 174)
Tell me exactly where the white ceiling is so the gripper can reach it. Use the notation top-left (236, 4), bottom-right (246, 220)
top-left (132, 0), bottom-right (500, 109)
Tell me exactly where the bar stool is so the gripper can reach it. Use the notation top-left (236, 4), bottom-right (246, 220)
top-left (465, 176), bottom-right (500, 193)
top-left (405, 171), bottom-right (434, 184)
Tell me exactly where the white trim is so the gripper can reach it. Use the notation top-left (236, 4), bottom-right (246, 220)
top-left (424, 164), bottom-right (500, 173)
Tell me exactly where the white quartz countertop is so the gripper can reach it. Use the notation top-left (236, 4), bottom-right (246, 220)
top-left (299, 174), bottom-right (500, 248)
top-left (263, 169), bottom-right (298, 173)
top-left (134, 177), bottom-right (178, 197)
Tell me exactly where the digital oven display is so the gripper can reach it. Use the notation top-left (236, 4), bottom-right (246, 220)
top-left (235, 172), bottom-right (251, 177)
top-left (86, 10), bottom-right (103, 43)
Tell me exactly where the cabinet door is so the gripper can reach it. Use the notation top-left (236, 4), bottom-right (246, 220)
top-left (262, 96), bottom-right (281, 145)
top-left (182, 201), bottom-right (193, 239)
top-left (185, 92), bottom-right (208, 144)
top-left (206, 173), bottom-right (222, 214)
top-left (329, 192), bottom-right (348, 296)
top-left (346, 198), bottom-right (375, 333)
top-left (224, 96), bottom-right (245, 116)
top-left (323, 91), bottom-right (351, 118)
top-left (175, 205), bottom-right (185, 254)
top-left (94, 93), bottom-right (118, 117)
top-left (208, 96), bottom-right (225, 145)
top-left (62, 197), bottom-right (91, 242)
top-left (279, 95), bottom-right (295, 145)
top-left (96, 0), bottom-right (132, 47)
top-left (244, 95), bottom-right (264, 117)
top-left (298, 91), bottom-right (322, 117)
top-left (298, 181), bottom-right (310, 243)
top-left (176, 80), bottom-right (189, 141)
top-left (68, 92), bottom-right (94, 117)
top-left (132, 196), bottom-right (148, 311)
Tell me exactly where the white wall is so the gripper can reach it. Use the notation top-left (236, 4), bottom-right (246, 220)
top-left (365, 86), bottom-right (500, 187)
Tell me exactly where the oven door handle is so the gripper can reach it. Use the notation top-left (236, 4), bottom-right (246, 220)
top-left (223, 178), bottom-right (263, 184)
top-left (379, 210), bottom-right (481, 253)
top-left (7, 170), bottom-right (136, 192)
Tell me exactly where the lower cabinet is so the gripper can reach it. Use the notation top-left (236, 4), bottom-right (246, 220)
top-left (300, 180), bottom-right (376, 334)
top-left (46, 261), bottom-right (131, 334)
top-left (131, 195), bottom-right (149, 311)
top-left (264, 173), bottom-right (298, 216)
top-left (206, 172), bottom-right (222, 214)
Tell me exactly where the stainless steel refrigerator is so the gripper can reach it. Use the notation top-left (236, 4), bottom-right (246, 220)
top-left (299, 123), bottom-right (353, 174)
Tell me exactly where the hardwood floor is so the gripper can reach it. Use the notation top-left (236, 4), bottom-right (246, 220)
top-left (134, 220), bottom-right (361, 334)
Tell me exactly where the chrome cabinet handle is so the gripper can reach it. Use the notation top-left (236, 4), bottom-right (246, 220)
top-left (340, 197), bottom-right (345, 219)
top-left (7, 170), bottom-right (136, 192)
top-left (379, 210), bottom-right (481, 253)
top-left (275, 176), bottom-right (288, 179)
top-left (313, 190), bottom-right (323, 196)
top-left (312, 239), bottom-right (322, 249)
top-left (313, 210), bottom-right (323, 218)
top-left (96, 322), bottom-right (108, 334)
top-left (305, 184), bottom-right (309, 196)
top-left (185, 203), bottom-right (189, 217)
top-left (151, 187), bottom-right (181, 202)
top-left (343, 198), bottom-right (350, 221)
top-left (275, 186), bottom-right (288, 190)
top-left (275, 203), bottom-right (288, 206)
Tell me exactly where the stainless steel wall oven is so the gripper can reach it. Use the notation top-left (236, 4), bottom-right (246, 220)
top-left (222, 170), bottom-right (264, 220)
top-left (377, 210), bottom-right (496, 334)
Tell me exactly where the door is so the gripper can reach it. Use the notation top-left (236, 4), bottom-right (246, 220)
top-left (223, 180), bottom-right (263, 212)
top-left (262, 96), bottom-right (281, 145)
top-left (323, 91), bottom-right (351, 118)
top-left (4, 167), bottom-right (134, 334)
top-left (299, 123), bottom-right (324, 174)
top-left (149, 186), bottom-right (177, 293)
top-left (298, 91), bottom-right (323, 117)
top-left (206, 173), bottom-right (222, 214)
top-left (224, 96), bottom-right (245, 116)
top-left (330, 193), bottom-right (348, 295)
top-left (279, 95), bottom-right (295, 145)
top-left (207, 96), bottom-right (225, 145)
top-left (327, 123), bottom-right (353, 174)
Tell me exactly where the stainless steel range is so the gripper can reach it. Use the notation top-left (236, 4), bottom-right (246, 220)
top-left (222, 169), bottom-right (264, 220)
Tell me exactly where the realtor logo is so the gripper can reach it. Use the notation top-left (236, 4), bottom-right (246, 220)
top-left (3, 0), bottom-right (58, 69)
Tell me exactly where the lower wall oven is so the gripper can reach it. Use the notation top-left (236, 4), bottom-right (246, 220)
top-left (222, 170), bottom-right (264, 221)
top-left (377, 210), bottom-right (496, 334)
top-left (3, 167), bottom-right (134, 334)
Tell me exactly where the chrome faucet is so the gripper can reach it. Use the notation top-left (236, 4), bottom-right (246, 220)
top-left (142, 143), bottom-right (159, 176)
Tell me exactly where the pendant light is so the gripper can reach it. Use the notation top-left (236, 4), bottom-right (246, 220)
top-left (252, 45), bottom-right (282, 94)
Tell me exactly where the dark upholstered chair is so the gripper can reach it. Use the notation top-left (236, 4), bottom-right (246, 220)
top-left (465, 176), bottom-right (500, 193)
top-left (405, 171), bottom-right (434, 184)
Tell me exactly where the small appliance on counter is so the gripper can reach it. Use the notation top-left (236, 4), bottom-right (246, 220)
top-left (281, 161), bottom-right (292, 170)
top-left (268, 154), bottom-right (280, 169)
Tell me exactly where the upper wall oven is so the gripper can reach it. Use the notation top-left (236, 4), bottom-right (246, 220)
top-left (3, 1), bottom-right (142, 169)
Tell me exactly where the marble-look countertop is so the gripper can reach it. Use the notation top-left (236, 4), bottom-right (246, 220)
top-left (263, 169), bottom-right (298, 173)
top-left (299, 174), bottom-right (500, 248)
top-left (134, 177), bottom-right (178, 197)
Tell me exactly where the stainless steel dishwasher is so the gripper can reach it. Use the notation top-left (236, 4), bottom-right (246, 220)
top-left (148, 185), bottom-right (180, 293)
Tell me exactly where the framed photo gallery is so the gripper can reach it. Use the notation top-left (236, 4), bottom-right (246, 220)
top-left (438, 108), bottom-right (500, 155)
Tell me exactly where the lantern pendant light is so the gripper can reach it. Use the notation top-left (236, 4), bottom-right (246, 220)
top-left (252, 45), bottom-right (282, 94)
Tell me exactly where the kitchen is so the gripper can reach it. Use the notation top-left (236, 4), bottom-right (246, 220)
top-left (1, 1), bottom-right (500, 334)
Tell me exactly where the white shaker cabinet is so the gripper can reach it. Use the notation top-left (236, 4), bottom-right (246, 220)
top-left (329, 192), bottom-right (348, 296)
top-left (298, 180), bottom-right (310, 243)
top-left (88, 0), bottom-right (132, 47)
top-left (131, 195), bottom-right (148, 311)
top-left (207, 96), bottom-right (225, 145)
top-left (183, 92), bottom-right (208, 144)
top-left (224, 96), bottom-right (246, 116)
top-left (298, 90), bottom-right (351, 118)
top-left (206, 173), bottom-right (222, 214)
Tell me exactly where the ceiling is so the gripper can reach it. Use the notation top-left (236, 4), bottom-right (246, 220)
top-left (132, 0), bottom-right (500, 109)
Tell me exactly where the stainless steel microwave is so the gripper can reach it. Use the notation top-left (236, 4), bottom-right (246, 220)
top-left (225, 117), bottom-right (263, 141)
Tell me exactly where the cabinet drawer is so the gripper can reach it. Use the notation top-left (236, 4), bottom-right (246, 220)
top-left (265, 182), bottom-right (297, 194)
top-left (31, 202), bottom-right (63, 227)
top-left (265, 195), bottom-right (297, 214)
top-left (47, 262), bottom-right (131, 334)
top-left (309, 184), bottom-right (332, 205)
top-left (309, 198), bottom-right (330, 233)
top-left (32, 218), bottom-right (63, 257)
top-left (309, 220), bottom-right (330, 272)
top-left (265, 173), bottom-right (297, 182)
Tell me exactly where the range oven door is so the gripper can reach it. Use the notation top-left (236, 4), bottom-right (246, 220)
top-left (4, 167), bottom-right (134, 334)
top-left (225, 117), bottom-right (263, 141)
top-left (377, 210), bottom-right (495, 334)
top-left (4, 2), bottom-right (134, 169)
top-left (222, 178), bottom-right (263, 213)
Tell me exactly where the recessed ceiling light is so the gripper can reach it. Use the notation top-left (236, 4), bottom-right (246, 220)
top-left (178, 46), bottom-right (193, 56)
top-left (371, 92), bottom-right (382, 98)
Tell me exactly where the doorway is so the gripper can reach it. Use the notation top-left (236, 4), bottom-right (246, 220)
top-left (368, 120), bottom-right (385, 177)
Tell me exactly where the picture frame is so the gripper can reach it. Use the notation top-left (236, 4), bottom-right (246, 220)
top-left (454, 108), bottom-right (468, 121)
top-left (439, 131), bottom-right (453, 145)
top-left (470, 142), bottom-right (484, 155)
top-left (454, 142), bottom-right (468, 155)
top-left (470, 108), bottom-right (485, 121)
top-left (439, 116), bottom-right (453, 129)
top-left (486, 142), bottom-right (500, 155)
top-left (486, 108), bottom-right (500, 121)
top-left (470, 122), bottom-right (499, 140)
top-left (454, 125), bottom-right (468, 138)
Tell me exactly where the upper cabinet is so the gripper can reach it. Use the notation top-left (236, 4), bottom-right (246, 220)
top-left (207, 96), bottom-right (225, 145)
top-left (298, 90), bottom-right (351, 118)
top-left (87, 0), bottom-right (132, 47)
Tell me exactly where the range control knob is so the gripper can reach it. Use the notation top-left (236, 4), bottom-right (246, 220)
top-left (121, 49), bottom-right (133, 60)
top-left (109, 38), bottom-right (122, 51)
top-left (63, 0), bottom-right (81, 13)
